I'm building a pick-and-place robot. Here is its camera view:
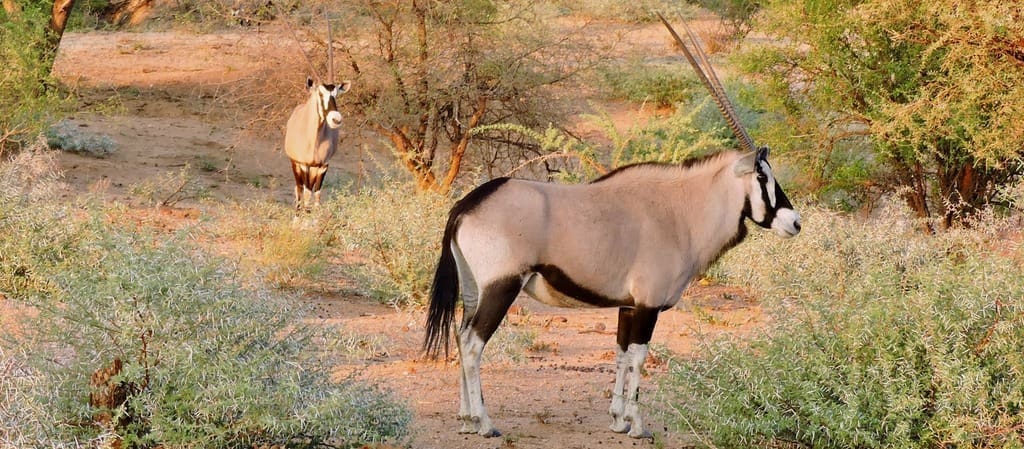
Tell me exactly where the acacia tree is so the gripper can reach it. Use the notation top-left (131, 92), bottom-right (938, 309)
top-left (336, 0), bottom-right (601, 193)
top-left (744, 0), bottom-right (1024, 229)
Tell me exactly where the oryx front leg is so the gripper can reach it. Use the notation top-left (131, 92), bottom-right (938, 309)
top-left (289, 161), bottom-right (306, 210)
top-left (609, 308), bottom-right (632, 433)
top-left (310, 165), bottom-right (328, 208)
top-left (609, 306), bottom-right (659, 439)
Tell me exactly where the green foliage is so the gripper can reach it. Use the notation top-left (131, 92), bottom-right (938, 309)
top-left (0, 150), bottom-right (411, 448)
top-left (744, 0), bottom-right (1024, 223)
top-left (0, 4), bottom-right (68, 153)
top-left (689, 0), bottom-right (760, 36)
top-left (665, 204), bottom-right (1024, 448)
top-left (599, 62), bottom-right (699, 108)
top-left (330, 179), bottom-right (451, 307)
top-left (557, 0), bottom-right (695, 22)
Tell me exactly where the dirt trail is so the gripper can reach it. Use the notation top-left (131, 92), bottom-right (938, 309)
top-left (48, 21), bottom-right (759, 448)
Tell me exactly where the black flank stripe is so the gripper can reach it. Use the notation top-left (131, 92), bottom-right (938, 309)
top-left (530, 264), bottom-right (631, 308)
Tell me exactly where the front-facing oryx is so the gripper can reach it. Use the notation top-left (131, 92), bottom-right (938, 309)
top-left (284, 77), bottom-right (351, 210)
top-left (423, 16), bottom-right (802, 439)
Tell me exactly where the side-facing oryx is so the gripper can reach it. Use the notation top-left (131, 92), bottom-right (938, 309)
top-left (284, 76), bottom-right (351, 210)
top-left (423, 16), bottom-right (802, 439)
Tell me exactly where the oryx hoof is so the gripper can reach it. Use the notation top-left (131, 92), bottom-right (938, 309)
top-left (478, 428), bottom-right (501, 438)
top-left (609, 419), bottom-right (630, 434)
top-left (628, 427), bottom-right (653, 440)
top-left (457, 415), bottom-right (476, 434)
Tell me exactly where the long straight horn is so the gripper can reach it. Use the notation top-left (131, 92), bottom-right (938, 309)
top-left (657, 12), bottom-right (756, 153)
top-left (326, 10), bottom-right (335, 82)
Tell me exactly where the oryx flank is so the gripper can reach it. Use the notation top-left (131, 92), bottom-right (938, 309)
top-left (423, 15), bottom-right (802, 439)
top-left (284, 77), bottom-right (351, 210)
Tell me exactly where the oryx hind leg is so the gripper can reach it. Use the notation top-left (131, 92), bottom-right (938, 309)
top-left (451, 245), bottom-right (478, 433)
top-left (609, 306), bottom-right (659, 439)
top-left (457, 275), bottom-right (522, 438)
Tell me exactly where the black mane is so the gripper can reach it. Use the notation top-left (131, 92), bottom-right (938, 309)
top-left (589, 152), bottom-right (726, 184)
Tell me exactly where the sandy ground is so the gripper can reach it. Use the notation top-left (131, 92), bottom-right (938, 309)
top-left (44, 19), bottom-right (761, 448)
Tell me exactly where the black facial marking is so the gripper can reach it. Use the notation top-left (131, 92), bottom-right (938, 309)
top-left (468, 276), bottom-right (523, 343)
top-left (530, 264), bottom-right (632, 308)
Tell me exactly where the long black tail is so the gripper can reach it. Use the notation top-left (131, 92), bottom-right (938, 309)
top-left (423, 177), bottom-right (512, 360)
top-left (423, 208), bottom-right (460, 360)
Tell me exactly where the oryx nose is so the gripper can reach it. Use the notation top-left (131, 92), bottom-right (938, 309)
top-left (326, 111), bottom-right (343, 127)
top-left (794, 220), bottom-right (801, 232)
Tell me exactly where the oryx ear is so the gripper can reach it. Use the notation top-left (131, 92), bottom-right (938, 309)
top-left (733, 151), bottom-right (757, 176)
top-left (306, 76), bottom-right (314, 89)
top-left (336, 80), bottom-right (352, 94)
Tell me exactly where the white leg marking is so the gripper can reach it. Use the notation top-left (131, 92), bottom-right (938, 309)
top-left (623, 343), bottom-right (651, 439)
top-left (609, 347), bottom-right (630, 433)
top-left (459, 329), bottom-right (500, 437)
top-left (302, 186), bottom-right (313, 210)
top-left (455, 331), bottom-right (474, 434)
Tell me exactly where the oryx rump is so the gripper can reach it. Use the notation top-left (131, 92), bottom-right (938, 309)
top-left (422, 15), bottom-right (803, 439)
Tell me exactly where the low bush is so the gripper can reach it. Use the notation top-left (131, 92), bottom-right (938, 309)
top-left (329, 179), bottom-right (451, 308)
top-left (45, 119), bottom-right (117, 157)
top-left (0, 149), bottom-right (411, 448)
top-left (664, 202), bottom-right (1024, 448)
top-left (203, 199), bottom-right (335, 290)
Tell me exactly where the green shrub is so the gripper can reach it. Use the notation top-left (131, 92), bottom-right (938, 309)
top-left (665, 203), bottom-right (1024, 448)
top-left (600, 62), bottom-right (699, 108)
top-left (46, 119), bottom-right (117, 157)
top-left (0, 150), bottom-right (411, 448)
top-left (0, 5), bottom-right (68, 154)
top-left (330, 179), bottom-right (451, 308)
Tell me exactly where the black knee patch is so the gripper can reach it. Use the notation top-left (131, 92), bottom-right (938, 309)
top-left (616, 306), bottom-right (660, 352)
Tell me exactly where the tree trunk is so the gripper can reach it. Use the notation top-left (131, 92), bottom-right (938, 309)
top-left (440, 95), bottom-right (488, 194)
top-left (48, 0), bottom-right (75, 46)
top-left (900, 161), bottom-right (934, 234)
top-left (40, 0), bottom-right (76, 78)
